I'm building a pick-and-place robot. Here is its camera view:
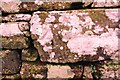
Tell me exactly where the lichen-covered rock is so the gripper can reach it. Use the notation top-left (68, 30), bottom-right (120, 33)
top-left (0, 50), bottom-right (21, 74)
top-left (2, 14), bottom-right (31, 22)
top-left (20, 62), bottom-right (47, 79)
top-left (0, 22), bottom-right (30, 49)
top-left (47, 64), bottom-right (75, 79)
top-left (22, 47), bottom-right (39, 61)
top-left (30, 9), bottom-right (119, 63)
top-left (0, 1), bottom-right (92, 13)
top-left (0, 0), bottom-right (119, 13)
top-left (92, 0), bottom-right (120, 7)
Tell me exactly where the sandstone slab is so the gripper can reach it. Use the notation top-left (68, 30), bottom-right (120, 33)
top-left (30, 9), bottom-right (119, 63)
top-left (0, 50), bottom-right (21, 74)
top-left (0, 22), bottom-right (30, 49)
top-left (20, 62), bottom-right (47, 79)
top-left (47, 64), bottom-right (75, 79)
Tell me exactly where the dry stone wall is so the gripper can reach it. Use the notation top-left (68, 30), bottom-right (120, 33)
top-left (0, 0), bottom-right (120, 79)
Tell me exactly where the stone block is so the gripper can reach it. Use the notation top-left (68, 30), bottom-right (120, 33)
top-left (0, 0), bottom-right (119, 13)
top-left (0, 22), bottom-right (30, 49)
top-left (0, 50), bottom-right (21, 74)
top-left (20, 62), bottom-right (47, 79)
top-left (47, 64), bottom-right (75, 79)
top-left (92, 0), bottom-right (120, 7)
top-left (30, 9), bottom-right (119, 63)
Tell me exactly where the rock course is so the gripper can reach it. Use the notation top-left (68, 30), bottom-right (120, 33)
top-left (0, 0), bottom-right (120, 79)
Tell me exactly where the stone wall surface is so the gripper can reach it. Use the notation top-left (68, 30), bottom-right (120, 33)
top-left (0, 0), bottom-right (120, 80)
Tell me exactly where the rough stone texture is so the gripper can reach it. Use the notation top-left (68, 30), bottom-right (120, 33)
top-left (95, 61), bottom-right (120, 79)
top-left (22, 47), bottom-right (39, 61)
top-left (30, 9), bottom-right (119, 63)
top-left (20, 62), bottom-right (47, 79)
top-left (0, 1), bottom-right (91, 13)
top-left (0, 1), bottom-right (120, 79)
top-left (0, 50), bottom-right (21, 74)
top-left (1, 0), bottom-right (119, 13)
top-left (47, 64), bottom-right (75, 79)
top-left (2, 74), bottom-right (21, 79)
top-left (84, 66), bottom-right (93, 79)
top-left (0, 22), bottom-right (30, 49)
top-left (92, 0), bottom-right (120, 7)
top-left (2, 14), bottom-right (31, 22)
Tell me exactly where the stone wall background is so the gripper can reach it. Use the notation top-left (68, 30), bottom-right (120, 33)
top-left (0, 0), bottom-right (120, 79)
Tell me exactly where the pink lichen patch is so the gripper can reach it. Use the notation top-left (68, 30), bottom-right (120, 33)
top-left (59, 12), bottom-right (80, 27)
top-left (105, 9), bottom-right (119, 22)
top-left (34, 0), bottom-right (43, 5)
top-left (93, 25), bottom-right (104, 34)
top-left (43, 45), bottom-right (52, 52)
top-left (65, 28), bottom-right (119, 56)
top-left (30, 13), bottom-right (41, 24)
top-left (0, 22), bottom-right (23, 36)
top-left (45, 15), bottom-right (55, 23)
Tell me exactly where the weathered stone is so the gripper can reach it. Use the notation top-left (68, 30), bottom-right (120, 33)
top-left (0, 50), bottom-right (21, 74)
top-left (0, 1), bottom-right (88, 13)
top-left (0, 0), bottom-right (119, 13)
top-left (2, 14), bottom-right (31, 22)
top-left (70, 65), bottom-right (83, 79)
top-left (95, 61), bottom-right (119, 79)
top-left (47, 64), bottom-right (75, 79)
top-left (2, 74), bottom-right (21, 79)
top-left (20, 62), bottom-right (47, 79)
top-left (83, 66), bottom-right (93, 79)
top-left (92, 0), bottom-right (120, 7)
top-left (22, 47), bottom-right (39, 61)
top-left (0, 22), bottom-right (30, 49)
top-left (30, 9), bottom-right (119, 63)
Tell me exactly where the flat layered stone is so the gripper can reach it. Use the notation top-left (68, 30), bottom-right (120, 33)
top-left (20, 62), bottom-right (47, 79)
top-left (2, 14), bottom-right (31, 22)
top-left (0, 1), bottom-right (92, 13)
top-left (30, 9), bottom-right (119, 63)
top-left (2, 74), bottom-right (21, 79)
top-left (0, 50), bottom-right (21, 74)
top-left (0, 22), bottom-right (30, 49)
top-left (47, 64), bottom-right (75, 79)
top-left (22, 47), bottom-right (39, 61)
top-left (0, 0), bottom-right (119, 13)
top-left (92, 0), bottom-right (120, 7)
